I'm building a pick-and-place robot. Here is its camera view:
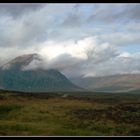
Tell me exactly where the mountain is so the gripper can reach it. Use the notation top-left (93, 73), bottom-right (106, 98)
top-left (0, 54), bottom-right (81, 92)
top-left (71, 74), bottom-right (140, 93)
top-left (1, 53), bottom-right (42, 70)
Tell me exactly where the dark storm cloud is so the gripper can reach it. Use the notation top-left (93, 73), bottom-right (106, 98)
top-left (88, 4), bottom-right (140, 24)
top-left (0, 5), bottom-right (53, 47)
top-left (124, 5), bottom-right (140, 21)
top-left (60, 5), bottom-right (83, 28)
top-left (61, 13), bottom-right (82, 28)
top-left (0, 4), bottom-right (78, 48)
top-left (0, 3), bottom-right (44, 18)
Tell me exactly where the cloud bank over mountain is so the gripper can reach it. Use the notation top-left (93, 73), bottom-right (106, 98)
top-left (0, 4), bottom-right (139, 78)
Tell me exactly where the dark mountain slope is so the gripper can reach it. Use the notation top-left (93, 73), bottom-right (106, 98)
top-left (0, 54), bottom-right (81, 92)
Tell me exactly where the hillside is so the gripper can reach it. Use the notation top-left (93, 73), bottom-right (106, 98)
top-left (71, 74), bottom-right (140, 92)
top-left (0, 54), bottom-right (81, 92)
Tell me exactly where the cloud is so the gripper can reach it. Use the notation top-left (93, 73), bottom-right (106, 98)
top-left (0, 4), bottom-right (139, 78)
top-left (0, 6), bottom-right (57, 47)
top-left (125, 22), bottom-right (140, 32)
top-left (61, 13), bottom-right (82, 28)
top-left (124, 5), bottom-right (140, 21)
top-left (0, 4), bottom-right (139, 48)
top-left (0, 4), bottom-right (80, 47)
top-left (0, 45), bottom-right (38, 62)
top-left (0, 34), bottom-right (139, 78)
top-left (0, 3), bottom-right (44, 18)
top-left (60, 5), bottom-right (85, 28)
top-left (84, 52), bottom-right (140, 77)
top-left (99, 32), bottom-right (140, 46)
top-left (88, 4), bottom-right (140, 24)
top-left (20, 36), bottom-right (121, 78)
top-left (20, 36), bottom-right (140, 78)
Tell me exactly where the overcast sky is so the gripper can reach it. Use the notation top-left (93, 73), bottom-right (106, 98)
top-left (0, 3), bottom-right (140, 78)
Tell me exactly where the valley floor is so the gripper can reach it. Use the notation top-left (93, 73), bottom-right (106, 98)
top-left (0, 91), bottom-right (140, 136)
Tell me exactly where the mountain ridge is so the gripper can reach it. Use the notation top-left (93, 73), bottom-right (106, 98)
top-left (0, 54), bottom-right (82, 92)
top-left (71, 74), bottom-right (140, 92)
top-left (1, 53), bottom-right (42, 70)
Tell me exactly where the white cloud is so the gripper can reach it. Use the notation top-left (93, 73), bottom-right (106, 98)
top-left (38, 37), bottom-right (96, 60)
top-left (20, 36), bottom-right (120, 77)
top-left (118, 52), bottom-right (131, 58)
top-left (84, 52), bottom-right (140, 77)
top-left (99, 32), bottom-right (140, 46)
top-left (0, 4), bottom-right (140, 78)
top-left (0, 35), bottom-right (139, 78)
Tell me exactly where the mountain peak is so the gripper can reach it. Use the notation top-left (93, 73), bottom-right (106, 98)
top-left (0, 53), bottom-right (81, 92)
top-left (9, 53), bottom-right (40, 64)
top-left (1, 53), bottom-right (42, 70)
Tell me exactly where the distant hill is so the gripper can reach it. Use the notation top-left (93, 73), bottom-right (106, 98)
top-left (0, 54), bottom-right (81, 92)
top-left (71, 74), bottom-right (140, 93)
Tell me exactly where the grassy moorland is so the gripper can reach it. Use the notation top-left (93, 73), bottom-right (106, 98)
top-left (0, 90), bottom-right (140, 136)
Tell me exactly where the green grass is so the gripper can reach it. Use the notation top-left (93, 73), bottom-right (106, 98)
top-left (0, 91), bottom-right (139, 136)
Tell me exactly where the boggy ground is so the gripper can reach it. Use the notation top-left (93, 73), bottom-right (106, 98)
top-left (0, 91), bottom-right (140, 136)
